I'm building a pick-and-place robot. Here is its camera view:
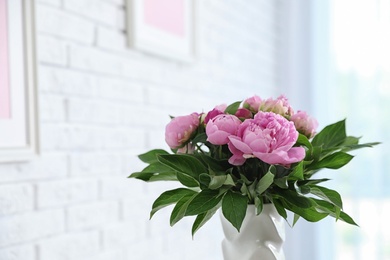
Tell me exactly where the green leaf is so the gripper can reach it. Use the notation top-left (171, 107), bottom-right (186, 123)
top-left (222, 190), bottom-right (248, 232)
top-left (240, 183), bottom-right (249, 198)
top-left (199, 173), bottom-right (211, 187)
top-left (191, 132), bottom-right (207, 144)
top-left (158, 154), bottom-right (207, 179)
top-left (309, 185), bottom-right (343, 208)
top-left (170, 193), bottom-right (197, 226)
top-left (343, 136), bottom-right (360, 146)
top-left (149, 172), bottom-right (178, 181)
top-left (295, 183), bottom-right (311, 194)
top-left (274, 176), bottom-right (289, 189)
top-left (277, 189), bottom-right (313, 209)
top-left (246, 181), bottom-right (257, 201)
top-left (294, 207), bottom-right (326, 222)
top-left (289, 162), bottom-right (304, 180)
top-left (335, 206), bottom-right (341, 220)
top-left (321, 135), bottom-right (380, 153)
top-left (129, 171), bottom-right (155, 181)
top-left (129, 161), bottom-right (177, 181)
top-left (185, 189), bottom-right (223, 216)
top-left (191, 206), bottom-right (220, 237)
top-left (341, 142), bottom-right (381, 152)
top-left (224, 174), bottom-right (236, 187)
top-left (312, 199), bottom-right (358, 226)
top-left (271, 199), bottom-right (288, 219)
top-left (293, 214), bottom-right (300, 226)
top-left (255, 167), bottom-right (275, 195)
top-left (296, 133), bottom-right (313, 150)
top-left (312, 146), bottom-right (322, 161)
top-left (254, 196), bottom-right (263, 215)
top-left (141, 162), bottom-right (172, 173)
top-left (312, 119), bottom-right (346, 149)
top-left (225, 101), bottom-right (242, 115)
top-left (198, 154), bottom-right (231, 172)
top-left (150, 188), bottom-right (197, 218)
top-left (177, 172), bottom-right (200, 187)
top-left (138, 149), bottom-right (170, 164)
top-left (310, 152), bottom-right (353, 170)
top-left (298, 178), bottom-right (330, 186)
top-left (338, 211), bottom-right (358, 226)
top-left (209, 175), bottom-right (228, 190)
top-left (280, 199), bottom-right (328, 222)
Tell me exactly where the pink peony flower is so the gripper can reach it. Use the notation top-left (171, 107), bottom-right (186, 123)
top-left (290, 110), bottom-right (318, 139)
top-left (204, 104), bottom-right (227, 124)
top-left (259, 95), bottom-right (294, 117)
top-left (235, 108), bottom-right (252, 120)
top-left (206, 114), bottom-right (242, 145)
top-left (243, 95), bottom-right (262, 113)
top-left (215, 104), bottom-right (228, 112)
top-left (165, 113), bottom-right (199, 149)
top-left (227, 111), bottom-right (305, 166)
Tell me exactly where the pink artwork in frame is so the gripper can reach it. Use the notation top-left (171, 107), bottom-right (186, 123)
top-left (143, 0), bottom-right (185, 37)
top-left (0, 0), bottom-right (39, 162)
top-left (0, 0), bottom-right (10, 119)
top-left (127, 0), bottom-right (194, 62)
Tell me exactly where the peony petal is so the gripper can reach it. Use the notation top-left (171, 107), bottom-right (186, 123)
top-left (227, 141), bottom-right (246, 165)
top-left (286, 147), bottom-right (306, 162)
top-left (228, 153), bottom-right (246, 165)
top-left (206, 114), bottom-right (241, 145)
top-left (253, 146), bottom-right (305, 165)
top-left (252, 151), bottom-right (286, 165)
top-left (228, 136), bottom-right (253, 154)
top-left (243, 131), bottom-right (259, 144)
top-left (249, 139), bottom-right (269, 153)
top-left (207, 131), bottom-right (231, 145)
top-left (205, 123), bottom-right (218, 135)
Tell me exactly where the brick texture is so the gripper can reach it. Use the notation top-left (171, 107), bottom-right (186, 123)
top-left (0, 245), bottom-right (35, 260)
top-left (0, 184), bottom-right (34, 216)
top-left (0, 0), bottom-right (282, 259)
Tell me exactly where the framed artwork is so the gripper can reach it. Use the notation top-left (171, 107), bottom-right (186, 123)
top-left (0, 0), bottom-right (39, 163)
top-left (126, 0), bottom-right (195, 62)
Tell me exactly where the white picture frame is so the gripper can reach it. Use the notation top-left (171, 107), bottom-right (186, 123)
top-left (126, 0), bottom-right (195, 62)
top-left (0, 0), bottom-right (39, 163)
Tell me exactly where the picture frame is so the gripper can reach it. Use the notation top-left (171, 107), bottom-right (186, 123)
top-left (0, 0), bottom-right (39, 163)
top-left (126, 0), bottom-right (195, 62)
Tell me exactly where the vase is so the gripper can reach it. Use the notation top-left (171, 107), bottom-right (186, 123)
top-left (220, 204), bottom-right (285, 260)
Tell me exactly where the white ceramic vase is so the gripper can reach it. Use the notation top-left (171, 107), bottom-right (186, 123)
top-left (220, 204), bottom-right (285, 260)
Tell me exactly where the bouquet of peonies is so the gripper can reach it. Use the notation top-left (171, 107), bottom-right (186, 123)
top-left (129, 95), bottom-right (379, 236)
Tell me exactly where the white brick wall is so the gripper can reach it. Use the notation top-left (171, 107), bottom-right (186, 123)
top-left (0, 184), bottom-right (34, 216)
top-left (0, 209), bottom-right (65, 247)
top-left (38, 231), bottom-right (100, 260)
top-left (0, 245), bottom-right (36, 260)
top-left (0, 0), bottom-right (282, 259)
